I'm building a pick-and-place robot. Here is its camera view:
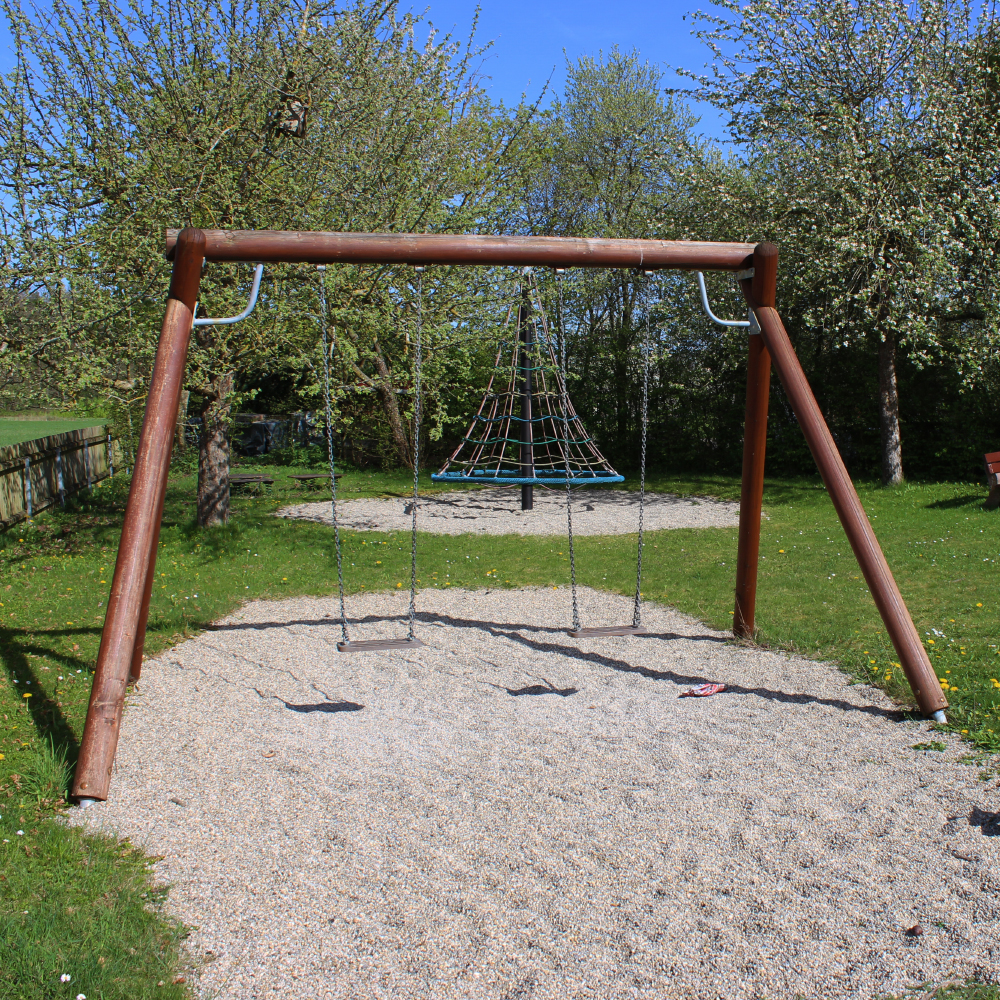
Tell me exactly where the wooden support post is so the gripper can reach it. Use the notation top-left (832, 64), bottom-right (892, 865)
top-left (733, 245), bottom-right (775, 637)
top-left (741, 243), bottom-right (947, 717)
top-left (127, 482), bottom-right (167, 684)
top-left (72, 228), bottom-right (205, 802)
top-left (734, 246), bottom-right (775, 637)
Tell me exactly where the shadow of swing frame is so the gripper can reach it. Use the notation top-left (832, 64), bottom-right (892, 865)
top-left (70, 229), bottom-right (948, 804)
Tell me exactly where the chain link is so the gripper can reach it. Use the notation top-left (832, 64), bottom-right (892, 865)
top-left (554, 270), bottom-right (581, 632)
top-left (319, 270), bottom-right (349, 645)
top-left (632, 274), bottom-right (652, 628)
top-left (407, 269), bottom-right (423, 641)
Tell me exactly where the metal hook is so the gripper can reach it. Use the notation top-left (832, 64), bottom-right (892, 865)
top-left (696, 271), bottom-right (750, 329)
top-left (193, 264), bottom-right (264, 327)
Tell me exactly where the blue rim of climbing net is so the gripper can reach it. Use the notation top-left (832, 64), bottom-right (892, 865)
top-left (430, 470), bottom-right (624, 486)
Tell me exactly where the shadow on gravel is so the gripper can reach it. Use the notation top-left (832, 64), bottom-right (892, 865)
top-left (283, 700), bottom-right (364, 714)
top-left (968, 806), bottom-right (1000, 836)
top-left (506, 682), bottom-right (578, 697)
top-left (204, 612), bottom-right (904, 723)
top-left (205, 612), bottom-right (729, 646)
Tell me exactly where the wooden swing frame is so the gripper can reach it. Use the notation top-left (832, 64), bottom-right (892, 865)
top-left (71, 229), bottom-right (947, 803)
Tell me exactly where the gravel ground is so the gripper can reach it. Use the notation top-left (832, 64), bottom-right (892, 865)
top-left (277, 488), bottom-right (741, 535)
top-left (78, 587), bottom-right (999, 1000)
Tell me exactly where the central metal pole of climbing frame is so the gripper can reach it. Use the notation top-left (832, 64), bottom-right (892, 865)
top-left (518, 283), bottom-right (534, 510)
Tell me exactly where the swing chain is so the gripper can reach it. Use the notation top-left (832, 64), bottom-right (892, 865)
top-left (632, 273), bottom-right (653, 628)
top-left (408, 268), bottom-right (424, 641)
top-left (319, 269), bottom-right (349, 644)
top-left (554, 269), bottom-right (581, 632)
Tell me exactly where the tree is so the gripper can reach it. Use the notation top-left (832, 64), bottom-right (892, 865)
top-left (0, 0), bottom-right (508, 523)
top-left (684, 0), bottom-right (1000, 484)
top-left (519, 48), bottom-right (709, 465)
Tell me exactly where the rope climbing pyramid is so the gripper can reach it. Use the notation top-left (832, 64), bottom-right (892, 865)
top-left (432, 272), bottom-right (623, 509)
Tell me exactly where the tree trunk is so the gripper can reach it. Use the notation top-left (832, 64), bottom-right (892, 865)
top-left (878, 332), bottom-right (904, 486)
top-left (370, 338), bottom-right (412, 468)
top-left (197, 372), bottom-right (233, 527)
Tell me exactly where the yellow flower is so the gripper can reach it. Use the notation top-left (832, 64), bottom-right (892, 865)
top-left (778, 549), bottom-right (785, 553)
top-left (928, 639), bottom-right (935, 645)
top-left (977, 603), bottom-right (983, 607)
top-left (66, 621), bottom-right (73, 625)
top-left (22, 692), bottom-right (31, 698)
top-left (961, 729), bottom-right (969, 733)
top-left (282, 577), bottom-right (287, 581)
top-left (0, 753), bottom-right (4, 760)
top-left (396, 583), bottom-right (402, 588)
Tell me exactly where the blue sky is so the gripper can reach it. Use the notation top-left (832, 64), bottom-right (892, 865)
top-left (408, 0), bottom-right (730, 141)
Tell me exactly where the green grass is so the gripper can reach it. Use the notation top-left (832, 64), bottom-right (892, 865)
top-left (1, 456), bottom-right (998, 997)
top-left (1, 819), bottom-right (191, 1000)
top-left (0, 420), bottom-right (106, 448)
top-left (885, 986), bottom-right (1000, 1000)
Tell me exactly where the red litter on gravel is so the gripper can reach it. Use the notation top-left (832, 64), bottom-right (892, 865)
top-left (679, 683), bottom-right (726, 698)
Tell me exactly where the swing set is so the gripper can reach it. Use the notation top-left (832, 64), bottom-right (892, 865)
top-left (72, 229), bottom-right (948, 805)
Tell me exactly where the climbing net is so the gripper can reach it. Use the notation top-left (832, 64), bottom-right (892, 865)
top-left (432, 274), bottom-right (623, 487)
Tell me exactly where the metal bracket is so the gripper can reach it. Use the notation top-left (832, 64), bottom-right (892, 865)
top-left (193, 264), bottom-right (264, 327)
top-left (749, 310), bottom-right (761, 335)
top-left (736, 267), bottom-right (755, 281)
top-left (696, 272), bottom-right (750, 329)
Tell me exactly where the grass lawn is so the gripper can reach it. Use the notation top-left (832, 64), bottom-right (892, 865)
top-left (0, 419), bottom-right (106, 448)
top-left (1, 453), bottom-right (998, 998)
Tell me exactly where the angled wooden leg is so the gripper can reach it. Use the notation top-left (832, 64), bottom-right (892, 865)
top-left (73, 229), bottom-right (205, 803)
top-left (742, 242), bottom-right (947, 719)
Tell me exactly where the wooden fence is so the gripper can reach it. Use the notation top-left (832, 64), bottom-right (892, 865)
top-left (0, 426), bottom-right (127, 529)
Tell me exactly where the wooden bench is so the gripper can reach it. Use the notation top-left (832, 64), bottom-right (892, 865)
top-left (986, 451), bottom-right (1000, 509)
top-left (229, 473), bottom-right (275, 495)
top-left (288, 473), bottom-right (343, 491)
